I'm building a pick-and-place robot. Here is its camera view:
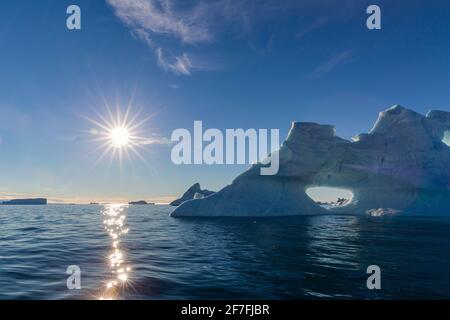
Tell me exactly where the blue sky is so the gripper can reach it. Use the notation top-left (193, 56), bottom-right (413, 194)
top-left (1, 0), bottom-right (450, 203)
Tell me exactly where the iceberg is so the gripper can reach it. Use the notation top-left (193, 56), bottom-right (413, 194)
top-left (128, 200), bottom-right (155, 205)
top-left (366, 208), bottom-right (401, 217)
top-left (1, 198), bottom-right (47, 205)
top-left (170, 183), bottom-right (215, 206)
top-left (171, 105), bottom-right (450, 217)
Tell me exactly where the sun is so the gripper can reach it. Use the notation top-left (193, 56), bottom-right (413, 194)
top-left (80, 100), bottom-right (157, 168)
top-left (110, 127), bottom-right (130, 148)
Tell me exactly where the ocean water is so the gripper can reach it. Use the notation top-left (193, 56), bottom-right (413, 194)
top-left (0, 204), bottom-right (449, 300)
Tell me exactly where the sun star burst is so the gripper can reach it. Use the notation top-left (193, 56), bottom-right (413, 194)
top-left (80, 101), bottom-right (155, 169)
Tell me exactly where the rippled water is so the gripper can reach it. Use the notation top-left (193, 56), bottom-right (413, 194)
top-left (1, 204), bottom-right (449, 299)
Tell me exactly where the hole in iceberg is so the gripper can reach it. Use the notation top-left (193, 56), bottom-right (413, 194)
top-left (443, 131), bottom-right (450, 147)
top-left (306, 186), bottom-right (354, 210)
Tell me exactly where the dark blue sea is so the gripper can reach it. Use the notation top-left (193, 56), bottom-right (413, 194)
top-left (0, 204), bottom-right (449, 300)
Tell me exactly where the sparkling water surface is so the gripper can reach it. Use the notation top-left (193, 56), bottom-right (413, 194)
top-left (0, 204), bottom-right (449, 299)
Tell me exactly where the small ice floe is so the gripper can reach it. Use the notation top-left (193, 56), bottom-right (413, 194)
top-left (317, 197), bottom-right (352, 210)
top-left (366, 208), bottom-right (402, 217)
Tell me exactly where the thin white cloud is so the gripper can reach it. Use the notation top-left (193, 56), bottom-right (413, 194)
top-left (106, 0), bottom-right (215, 44)
top-left (296, 16), bottom-right (328, 39)
top-left (312, 49), bottom-right (353, 79)
top-left (131, 27), bottom-right (154, 47)
top-left (157, 48), bottom-right (192, 75)
top-left (107, 0), bottom-right (221, 75)
top-left (105, 0), bottom-right (290, 75)
top-left (108, 0), bottom-right (218, 75)
top-left (106, 0), bottom-right (321, 75)
top-left (139, 135), bottom-right (172, 146)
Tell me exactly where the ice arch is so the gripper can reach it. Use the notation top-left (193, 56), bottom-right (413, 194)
top-left (172, 106), bottom-right (450, 217)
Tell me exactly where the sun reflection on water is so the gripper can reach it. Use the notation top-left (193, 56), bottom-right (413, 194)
top-left (98, 204), bottom-right (132, 300)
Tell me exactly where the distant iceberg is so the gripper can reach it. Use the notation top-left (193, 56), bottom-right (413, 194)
top-left (172, 105), bottom-right (450, 217)
top-left (128, 200), bottom-right (155, 205)
top-left (1, 198), bottom-right (47, 205)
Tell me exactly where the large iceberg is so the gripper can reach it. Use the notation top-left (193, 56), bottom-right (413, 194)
top-left (171, 106), bottom-right (450, 217)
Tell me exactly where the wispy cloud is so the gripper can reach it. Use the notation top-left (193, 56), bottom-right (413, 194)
top-left (296, 16), bottom-right (328, 39)
top-left (106, 0), bottom-right (215, 44)
top-left (157, 48), bottom-right (193, 75)
top-left (140, 136), bottom-right (172, 146)
top-left (312, 49), bottom-right (354, 79)
top-left (107, 0), bottom-right (220, 75)
top-left (106, 0), bottom-right (296, 75)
